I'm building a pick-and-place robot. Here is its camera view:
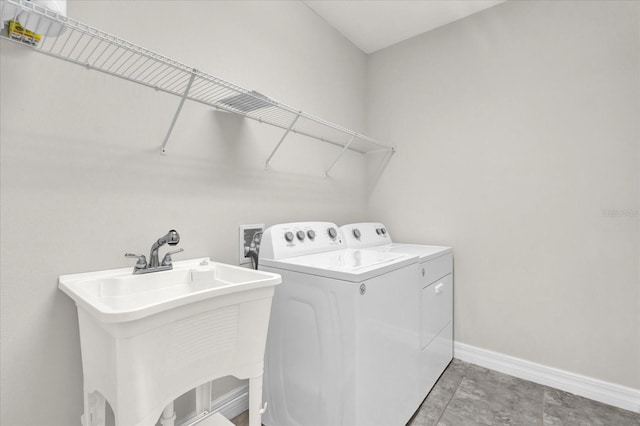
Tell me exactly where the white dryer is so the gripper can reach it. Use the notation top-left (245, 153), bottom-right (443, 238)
top-left (259, 222), bottom-right (422, 426)
top-left (340, 223), bottom-right (454, 402)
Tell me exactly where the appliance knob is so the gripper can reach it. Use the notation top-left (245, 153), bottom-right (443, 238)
top-left (328, 227), bottom-right (338, 239)
top-left (353, 229), bottom-right (361, 239)
top-left (284, 232), bottom-right (294, 242)
top-left (376, 228), bottom-right (382, 235)
top-left (381, 228), bottom-right (387, 235)
top-left (307, 230), bottom-right (316, 240)
top-left (296, 230), bottom-right (306, 241)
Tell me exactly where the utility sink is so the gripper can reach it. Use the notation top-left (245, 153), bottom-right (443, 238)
top-left (59, 258), bottom-right (281, 426)
top-left (59, 257), bottom-right (280, 323)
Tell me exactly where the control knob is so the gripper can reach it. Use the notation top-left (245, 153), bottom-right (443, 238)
top-left (296, 230), bottom-right (306, 241)
top-left (327, 227), bottom-right (338, 239)
top-left (284, 231), bottom-right (294, 242)
top-left (381, 228), bottom-right (387, 235)
top-left (376, 228), bottom-right (382, 235)
top-left (307, 230), bottom-right (316, 240)
top-left (353, 229), bottom-right (361, 239)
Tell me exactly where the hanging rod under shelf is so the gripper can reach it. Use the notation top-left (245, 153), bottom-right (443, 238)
top-left (0, 0), bottom-right (395, 172)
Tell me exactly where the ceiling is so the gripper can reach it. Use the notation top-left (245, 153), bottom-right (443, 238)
top-left (304, 0), bottom-right (506, 54)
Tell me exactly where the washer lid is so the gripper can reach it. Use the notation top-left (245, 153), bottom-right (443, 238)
top-left (260, 248), bottom-right (417, 282)
top-left (363, 243), bottom-right (452, 262)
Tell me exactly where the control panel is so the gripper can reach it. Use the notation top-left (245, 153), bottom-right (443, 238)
top-left (339, 222), bottom-right (391, 248)
top-left (259, 222), bottom-right (346, 260)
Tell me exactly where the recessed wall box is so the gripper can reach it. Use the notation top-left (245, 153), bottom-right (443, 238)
top-left (239, 224), bottom-right (265, 265)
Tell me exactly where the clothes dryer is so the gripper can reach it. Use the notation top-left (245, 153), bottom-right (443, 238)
top-left (340, 223), bottom-right (453, 402)
top-left (259, 222), bottom-right (422, 426)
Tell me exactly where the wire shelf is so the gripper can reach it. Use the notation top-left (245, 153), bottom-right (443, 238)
top-left (0, 0), bottom-right (395, 173)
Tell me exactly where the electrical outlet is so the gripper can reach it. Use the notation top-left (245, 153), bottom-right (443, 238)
top-left (239, 224), bottom-right (265, 265)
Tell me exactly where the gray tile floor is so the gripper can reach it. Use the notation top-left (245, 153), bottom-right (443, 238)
top-left (409, 359), bottom-right (640, 426)
top-left (231, 359), bottom-right (640, 426)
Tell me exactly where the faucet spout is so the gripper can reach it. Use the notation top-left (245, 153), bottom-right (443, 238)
top-left (126, 230), bottom-right (183, 274)
top-left (149, 230), bottom-right (180, 268)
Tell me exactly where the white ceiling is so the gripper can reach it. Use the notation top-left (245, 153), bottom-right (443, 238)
top-left (304, 0), bottom-right (506, 54)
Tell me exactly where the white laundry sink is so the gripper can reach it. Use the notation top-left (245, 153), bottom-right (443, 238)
top-left (59, 257), bottom-right (280, 323)
top-left (59, 258), bottom-right (281, 426)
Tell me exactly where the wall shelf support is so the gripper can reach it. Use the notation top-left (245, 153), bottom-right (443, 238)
top-left (325, 135), bottom-right (356, 177)
top-left (160, 70), bottom-right (197, 155)
top-left (265, 113), bottom-right (300, 169)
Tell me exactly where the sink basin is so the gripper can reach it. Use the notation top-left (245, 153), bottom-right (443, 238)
top-left (58, 258), bottom-right (281, 426)
top-left (59, 257), bottom-right (281, 323)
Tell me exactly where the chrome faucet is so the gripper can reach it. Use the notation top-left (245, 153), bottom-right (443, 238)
top-left (125, 229), bottom-right (184, 274)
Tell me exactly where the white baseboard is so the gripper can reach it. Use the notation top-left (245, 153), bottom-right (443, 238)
top-left (178, 384), bottom-right (249, 426)
top-left (210, 384), bottom-right (250, 421)
top-left (454, 341), bottom-right (640, 413)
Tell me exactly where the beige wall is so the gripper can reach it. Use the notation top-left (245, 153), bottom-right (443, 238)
top-left (0, 1), bottom-right (368, 424)
top-left (366, 1), bottom-right (640, 389)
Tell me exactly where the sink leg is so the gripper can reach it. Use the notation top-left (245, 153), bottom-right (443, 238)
top-left (249, 375), bottom-right (264, 426)
top-left (160, 402), bottom-right (176, 426)
top-left (82, 390), bottom-right (106, 426)
top-left (196, 382), bottom-right (212, 415)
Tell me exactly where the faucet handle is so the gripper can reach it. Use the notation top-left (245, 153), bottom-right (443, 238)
top-left (125, 253), bottom-right (147, 269)
top-left (161, 248), bottom-right (184, 267)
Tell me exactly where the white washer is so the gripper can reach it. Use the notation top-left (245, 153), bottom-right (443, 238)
top-left (259, 222), bottom-right (422, 426)
top-left (340, 222), bottom-right (454, 402)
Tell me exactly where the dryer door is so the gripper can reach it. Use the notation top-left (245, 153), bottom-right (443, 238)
top-left (355, 263), bottom-right (422, 426)
top-left (420, 274), bottom-right (453, 349)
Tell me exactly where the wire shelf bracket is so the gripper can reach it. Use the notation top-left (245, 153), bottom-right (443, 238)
top-left (265, 112), bottom-right (301, 170)
top-left (161, 70), bottom-right (196, 155)
top-left (0, 0), bottom-right (396, 175)
top-left (325, 135), bottom-right (356, 177)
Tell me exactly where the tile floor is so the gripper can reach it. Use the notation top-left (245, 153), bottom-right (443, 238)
top-left (408, 359), bottom-right (639, 426)
top-left (230, 359), bottom-right (640, 426)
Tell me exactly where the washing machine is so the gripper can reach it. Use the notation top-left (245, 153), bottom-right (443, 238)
top-left (340, 222), bottom-right (453, 402)
top-left (259, 222), bottom-right (423, 426)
